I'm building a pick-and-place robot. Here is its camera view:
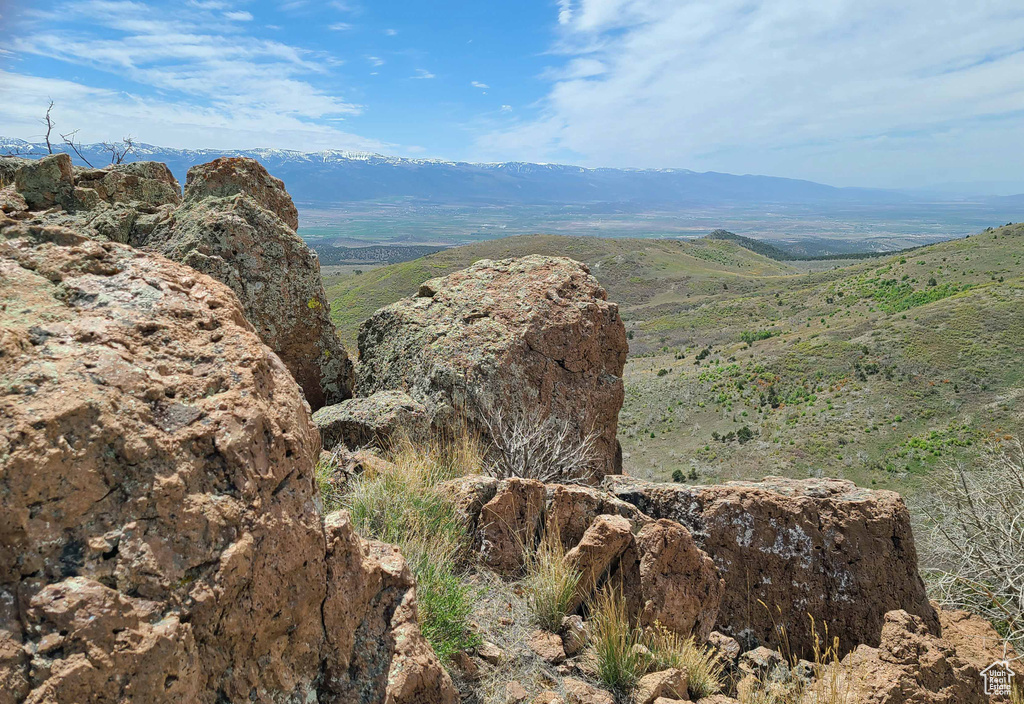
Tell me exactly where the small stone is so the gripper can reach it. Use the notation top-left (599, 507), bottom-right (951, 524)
top-left (560, 614), bottom-right (588, 657)
top-left (529, 629), bottom-right (566, 664)
top-left (450, 650), bottom-right (479, 679)
top-left (633, 668), bottom-right (688, 704)
top-left (532, 692), bottom-right (563, 704)
top-left (707, 631), bottom-right (740, 663)
top-left (505, 681), bottom-right (529, 704)
top-left (478, 640), bottom-right (506, 665)
top-left (563, 676), bottom-right (615, 704)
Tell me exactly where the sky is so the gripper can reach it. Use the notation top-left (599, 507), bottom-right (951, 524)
top-left (2, 0), bottom-right (1024, 190)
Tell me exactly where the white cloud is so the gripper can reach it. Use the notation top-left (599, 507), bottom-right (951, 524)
top-left (366, 55), bottom-right (384, 66)
top-left (476, 0), bottom-right (1024, 187)
top-left (224, 10), bottom-right (253, 21)
top-left (412, 68), bottom-right (435, 79)
top-left (384, 28), bottom-right (397, 36)
top-left (328, 22), bottom-right (352, 31)
top-left (0, 0), bottom-right (383, 152)
top-left (471, 81), bottom-right (488, 89)
top-left (500, 104), bottom-right (513, 112)
top-left (0, 69), bottom-right (393, 152)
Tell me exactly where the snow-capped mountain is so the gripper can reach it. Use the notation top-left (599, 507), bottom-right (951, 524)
top-left (1, 137), bottom-right (903, 207)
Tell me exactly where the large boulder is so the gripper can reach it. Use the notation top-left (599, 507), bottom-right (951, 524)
top-left (357, 255), bottom-right (628, 482)
top-left (634, 519), bottom-right (724, 641)
top-left (477, 478), bottom-right (547, 573)
top-left (14, 154), bottom-right (74, 210)
top-left (182, 156), bottom-right (299, 230)
top-left (312, 389), bottom-right (431, 451)
top-left (139, 157), bottom-right (354, 410)
top-left (0, 222), bottom-right (454, 704)
top-left (73, 161), bottom-right (181, 209)
top-left (605, 475), bottom-right (938, 658)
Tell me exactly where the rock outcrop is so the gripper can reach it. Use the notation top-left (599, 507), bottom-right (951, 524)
top-left (357, 255), bottom-right (628, 481)
top-left (0, 222), bottom-right (454, 704)
top-left (139, 157), bottom-right (354, 410)
top-left (831, 610), bottom-right (985, 703)
top-left (313, 390), bottom-right (430, 451)
top-left (2, 154), bottom-right (354, 412)
top-left (605, 475), bottom-right (937, 658)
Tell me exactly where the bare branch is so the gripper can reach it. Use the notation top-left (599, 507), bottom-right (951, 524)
top-left (917, 436), bottom-right (1024, 652)
top-left (483, 406), bottom-right (599, 484)
top-left (101, 135), bottom-right (135, 165)
top-left (42, 100), bottom-right (55, 155)
top-left (60, 130), bottom-right (94, 168)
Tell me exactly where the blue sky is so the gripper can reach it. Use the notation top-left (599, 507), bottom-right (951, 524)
top-left (3, 0), bottom-right (1024, 189)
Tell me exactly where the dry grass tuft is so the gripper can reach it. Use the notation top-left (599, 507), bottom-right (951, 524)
top-left (646, 624), bottom-right (725, 699)
top-left (523, 524), bottom-right (582, 632)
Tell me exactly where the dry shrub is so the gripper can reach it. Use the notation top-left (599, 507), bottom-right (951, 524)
top-left (918, 436), bottom-right (1024, 652)
top-left (484, 406), bottom-right (599, 483)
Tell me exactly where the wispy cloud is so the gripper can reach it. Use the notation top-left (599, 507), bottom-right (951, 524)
top-left (366, 55), bottom-right (384, 67)
top-left (384, 28), bottom-right (397, 36)
top-left (328, 22), bottom-right (352, 31)
top-left (412, 68), bottom-right (435, 79)
top-left (1, 0), bottom-right (381, 151)
top-left (470, 81), bottom-right (488, 89)
top-left (477, 0), bottom-right (1024, 186)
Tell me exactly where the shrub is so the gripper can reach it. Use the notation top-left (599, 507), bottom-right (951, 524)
top-left (671, 468), bottom-right (685, 483)
top-left (919, 436), bottom-right (1024, 652)
top-left (524, 525), bottom-right (581, 632)
top-left (485, 407), bottom-right (599, 484)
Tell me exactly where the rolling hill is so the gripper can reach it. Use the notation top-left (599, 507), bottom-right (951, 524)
top-left (326, 224), bottom-right (1024, 496)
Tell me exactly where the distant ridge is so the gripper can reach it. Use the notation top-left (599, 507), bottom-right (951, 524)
top-left (704, 229), bottom-right (798, 260)
top-left (1, 136), bottom-right (905, 208)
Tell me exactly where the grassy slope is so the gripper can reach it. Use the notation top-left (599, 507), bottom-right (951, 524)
top-left (325, 225), bottom-right (1024, 497)
top-left (324, 233), bottom-right (797, 349)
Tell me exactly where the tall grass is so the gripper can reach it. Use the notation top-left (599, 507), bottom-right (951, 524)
top-left (337, 430), bottom-right (486, 661)
top-left (523, 524), bottom-right (581, 632)
top-left (588, 584), bottom-right (651, 694)
top-left (646, 624), bottom-right (725, 699)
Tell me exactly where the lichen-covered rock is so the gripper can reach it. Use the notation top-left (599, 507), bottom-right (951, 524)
top-left (826, 610), bottom-right (985, 704)
top-left (74, 161), bottom-right (181, 209)
top-left (633, 669), bottom-right (688, 704)
top-left (14, 153), bottom-right (74, 209)
top-left (0, 222), bottom-right (453, 704)
top-left (140, 159), bottom-right (353, 410)
top-left (183, 156), bottom-right (299, 230)
top-left (0, 186), bottom-right (27, 214)
top-left (605, 475), bottom-right (937, 658)
top-left (312, 390), bottom-right (430, 451)
top-left (438, 474), bottom-right (500, 536)
top-left (635, 519), bottom-right (724, 641)
top-left (357, 255), bottom-right (628, 481)
top-left (477, 478), bottom-right (546, 573)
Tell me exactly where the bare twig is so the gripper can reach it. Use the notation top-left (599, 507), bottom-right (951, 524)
top-left (483, 406), bottom-right (599, 484)
top-left (101, 135), bottom-right (135, 165)
top-left (60, 130), bottom-right (94, 168)
top-left (43, 100), bottom-right (55, 154)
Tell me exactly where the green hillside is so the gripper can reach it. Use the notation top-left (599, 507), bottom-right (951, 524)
top-left (325, 224), bottom-right (1024, 496)
top-left (324, 233), bottom-right (798, 349)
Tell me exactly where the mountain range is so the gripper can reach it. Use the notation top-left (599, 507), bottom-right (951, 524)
top-left (1, 136), bottom-right (920, 208)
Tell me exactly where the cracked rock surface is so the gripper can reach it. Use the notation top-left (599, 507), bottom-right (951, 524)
top-left (0, 221), bottom-right (453, 704)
